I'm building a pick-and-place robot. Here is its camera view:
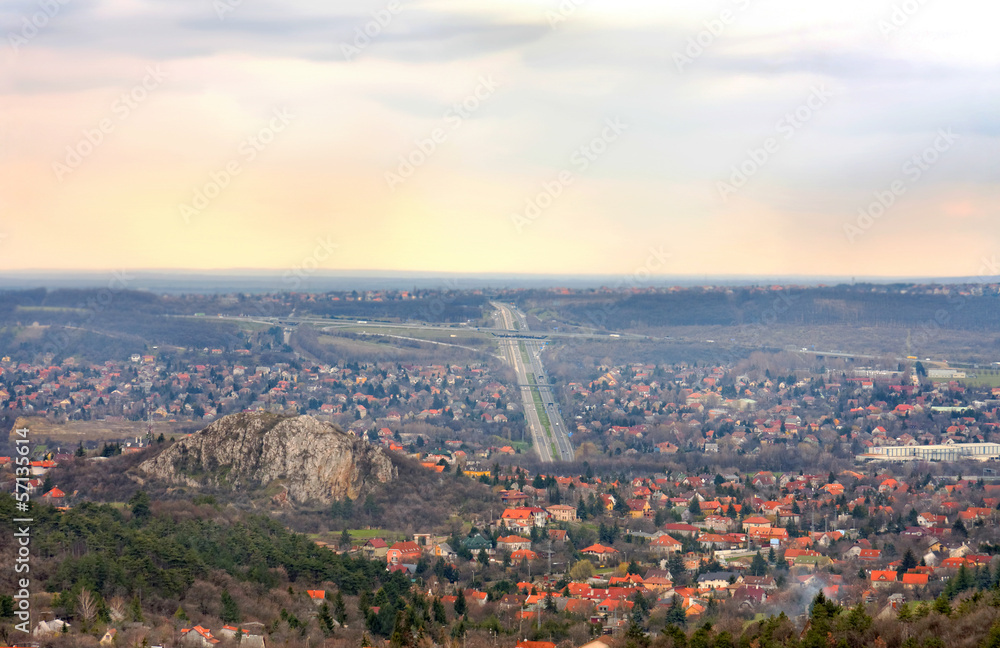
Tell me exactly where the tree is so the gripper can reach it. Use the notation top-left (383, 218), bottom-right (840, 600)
top-left (340, 529), bottom-right (353, 549)
top-left (750, 552), bottom-right (769, 577)
top-left (478, 548), bottom-right (489, 566)
top-left (667, 554), bottom-right (686, 585)
top-left (129, 490), bottom-right (151, 521)
top-left (932, 594), bottom-right (951, 616)
top-left (570, 560), bottom-right (595, 581)
top-left (334, 592), bottom-right (347, 625)
top-left (220, 590), bottom-right (241, 625)
top-left (454, 589), bottom-right (467, 617)
top-left (318, 602), bottom-right (336, 637)
top-left (898, 548), bottom-right (918, 576)
top-left (665, 594), bottom-right (686, 627)
top-left (433, 597), bottom-right (446, 624)
top-left (129, 596), bottom-right (144, 623)
top-left (76, 589), bottom-right (97, 630)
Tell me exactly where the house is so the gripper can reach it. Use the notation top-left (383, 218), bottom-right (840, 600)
top-left (517, 641), bottom-right (556, 648)
top-left (500, 508), bottom-right (535, 532)
top-left (546, 504), bottom-right (577, 523)
top-left (651, 534), bottom-right (682, 554)
top-left (740, 575), bottom-right (776, 590)
top-left (181, 626), bottom-right (220, 647)
top-left (100, 629), bottom-right (118, 646)
top-left (902, 573), bottom-right (929, 588)
top-left (697, 572), bottom-right (733, 591)
top-left (917, 513), bottom-right (947, 528)
top-left (386, 541), bottom-right (422, 565)
top-left (307, 590), bottom-right (326, 605)
top-left (663, 523), bottom-right (699, 537)
top-left (581, 544), bottom-right (619, 564)
top-left (699, 534), bottom-right (731, 550)
top-left (433, 542), bottom-right (457, 561)
top-left (733, 585), bottom-right (767, 607)
top-left (218, 626), bottom-right (267, 647)
top-left (626, 499), bottom-right (651, 518)
top-left (742, 516), bottom-right (771, 532)
top-left (496, 535), bottom-right (532, 553)
top-left (462, 534), bottom-right (492, 554)
top-left (870, 571), bottom-right (897, 588)
top-left (362, 538), bottom-right (389, 560)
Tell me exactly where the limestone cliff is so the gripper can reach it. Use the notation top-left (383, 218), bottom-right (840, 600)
top-left (137, 412), bottom-right (395, 504)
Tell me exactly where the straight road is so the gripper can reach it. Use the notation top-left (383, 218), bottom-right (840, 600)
top-left (492, 302), bottom-right (574, 462)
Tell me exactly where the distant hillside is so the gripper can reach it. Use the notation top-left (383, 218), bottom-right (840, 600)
top-left (137, 412), bottom-right (395, 505)
top-left (517, 285), bottom-right (1000, 331)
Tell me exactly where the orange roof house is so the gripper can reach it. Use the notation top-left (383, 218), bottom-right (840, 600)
top-left (870, 571), bottom-right (897, 587)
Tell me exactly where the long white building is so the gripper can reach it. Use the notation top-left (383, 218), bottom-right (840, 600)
top-left (858, 443), bottom-right (1000, 462)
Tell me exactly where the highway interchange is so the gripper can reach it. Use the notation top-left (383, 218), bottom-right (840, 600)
top-left (491, 302), bottom-right (575, 463)
top-left (192, 309), bottom-right (973, 463)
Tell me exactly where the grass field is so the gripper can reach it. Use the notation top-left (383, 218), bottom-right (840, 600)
top-left (309, 529), bottom-right (407, 545)
top-left (9, 416), bottom-right (195, 445)
top-left (331, 325), bottom-right (492, 344)
top-left (959, 371), bottom-right (1000, 388)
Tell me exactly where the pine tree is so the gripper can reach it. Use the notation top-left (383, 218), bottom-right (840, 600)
top-left (433, 597), bottom-right (446, 624)
top-left (318, 602), bottom-right (336, 637)
top-left (334, 592), bottom-right (347, 625)
top-left (221, 590), bottom-right (241, 625)
top-left (129, 596), bottom-right (144, 623)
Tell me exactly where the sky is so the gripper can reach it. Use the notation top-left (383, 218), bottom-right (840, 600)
top-left (1, 0), bottom-right (998, 279)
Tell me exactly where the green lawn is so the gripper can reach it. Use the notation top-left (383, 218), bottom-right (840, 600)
top-left (959, 371), bottom-right (1000, 388)
top-left (311, 529), bottom-right (406, 544)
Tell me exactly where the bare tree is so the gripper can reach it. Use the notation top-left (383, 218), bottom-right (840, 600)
top-left (109, 595), bottom-right (127, 622)
top-left (77, 589), bottom-right (97, 629)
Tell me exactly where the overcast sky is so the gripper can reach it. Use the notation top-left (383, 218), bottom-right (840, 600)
top-left (1, 0), bottom-right (998, 277)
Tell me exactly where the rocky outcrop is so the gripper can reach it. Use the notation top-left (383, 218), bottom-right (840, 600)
top-left (137, 412), bottom-right (395, 504)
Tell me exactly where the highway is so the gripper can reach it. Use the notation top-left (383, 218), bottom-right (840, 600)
top-left (492, 302), bottom-right (574, 463)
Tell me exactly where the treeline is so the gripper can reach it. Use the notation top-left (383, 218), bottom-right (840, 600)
top-left (0, 493), bottom-right (400, 612)
top-left (645, 588), bottom-right (1000, 648)
top-left (301, 295), bottom-right (489, 323)
top-left (516, 285), bottom-right (1000, 331)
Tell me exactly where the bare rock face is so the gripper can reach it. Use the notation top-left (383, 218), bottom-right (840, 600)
top-left (138, 412), bottom-right (395, 504)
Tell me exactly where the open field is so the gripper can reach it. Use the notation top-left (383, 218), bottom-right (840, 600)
top-left (325, 325), bottom-right (494, 344)
top-left (9, 416), bottom-right (197, 445)
top-left (309, 529), bottom-right (407, 545)
top-left (15, 306), bottom-right (90, 313)
top-left (958, 371), bottom-right (1000, 388)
